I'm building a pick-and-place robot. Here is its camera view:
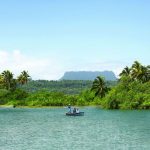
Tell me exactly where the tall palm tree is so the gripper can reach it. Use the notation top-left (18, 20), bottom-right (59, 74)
top-left (131, 61), bottom-right (142, 80)
top-left (1, 70), bottom-right (14, 90)
top-left (91, 76), bottom-right (109, 98)
top-left (119, 66), bottom-right (131, 77)
top-left (17, 71), bottom-right (30, 85)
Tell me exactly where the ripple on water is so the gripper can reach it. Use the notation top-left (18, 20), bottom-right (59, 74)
top-left (0, 107), bottom-right (150, 150)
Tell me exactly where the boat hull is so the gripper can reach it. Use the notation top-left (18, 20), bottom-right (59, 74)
top-left (66, 112), bottom-right (84, 116)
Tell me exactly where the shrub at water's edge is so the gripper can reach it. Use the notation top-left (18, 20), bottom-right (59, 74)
top-left (0, 89), bottom-right (95, 107)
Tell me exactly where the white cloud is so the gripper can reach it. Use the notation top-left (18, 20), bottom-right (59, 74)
top-left (0, 50), bottom-right (64, 80)
top-left (0, 50), bottom-right (127, 80)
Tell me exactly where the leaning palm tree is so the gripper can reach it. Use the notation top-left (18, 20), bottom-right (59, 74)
top-left (119, 66), bottom-right (131, 78)
top-left (91, 76), bottom-right (109, 98)
top-left (17, 70), bottom-right (30, 85)
top-left (1, 70), bottom-right (14, 90)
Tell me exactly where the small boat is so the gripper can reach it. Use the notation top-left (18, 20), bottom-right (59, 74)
top-left (66, 112), bottom-right (84, 116)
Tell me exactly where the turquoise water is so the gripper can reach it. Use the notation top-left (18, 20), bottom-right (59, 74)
top-left (0, 107), bottom-right (150, 150)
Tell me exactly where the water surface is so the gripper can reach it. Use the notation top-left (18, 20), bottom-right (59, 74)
top-left (0, 107), bottom-right (150, 150)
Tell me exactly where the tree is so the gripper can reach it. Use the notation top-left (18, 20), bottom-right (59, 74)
top-left (130, 61), bottom-right (150, 83)
top-left (1, 70), bottom-right (14, 90)
top-left (91, 76), bottom-right (109, 98)
top-left (119, 61), bottom-right (150, 83)
top-left (131, 61), bottom-right (142, 80)
top-left (17, 71), bottom-right (30, 85)
top-left (138, 65), bottom-right (149, 83)
top-left (119, 66), bottom-right (131, 78)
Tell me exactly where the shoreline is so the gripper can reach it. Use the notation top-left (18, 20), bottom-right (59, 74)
top-left (0, 105), bottom-right (98, 109)
top-left (0, 105), bottom-right (149, 110)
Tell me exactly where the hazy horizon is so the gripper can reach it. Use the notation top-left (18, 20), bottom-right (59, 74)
top-left (0, 0), bottom-right (150, 80)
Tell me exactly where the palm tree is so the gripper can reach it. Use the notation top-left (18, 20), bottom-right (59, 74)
top-left (119, 66), bottom-right (131, 77)
top-left (1, 70), bottom-right (14, 90)
top-left (131, 61), bottom-right (142, 80)
top-left (91, 76), bottom-right (109, 98)
top-left (138, 65), bottom-right (150, 83)
top-left (119, 61), bottom-right (150, 83)
top-left (130, 61), bottom-right (150, 82)
top-left (17, 71), bottom-right (30, 85)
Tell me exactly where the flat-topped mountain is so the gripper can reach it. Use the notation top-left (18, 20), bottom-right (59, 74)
top-left (60, 71), bottom-right (117, 81)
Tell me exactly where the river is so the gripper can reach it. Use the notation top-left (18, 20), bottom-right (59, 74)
top-left (0, 107), bottom-right (150, 150)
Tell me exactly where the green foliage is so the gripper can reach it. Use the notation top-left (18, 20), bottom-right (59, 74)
top-left (19, 80), bottom-right (92, 94)
top-left (10, 89), bottom-right (28, 100)
top-left (0, 70), bottom-right (30, 91)
top-left (19, 80), bottom-right (117, 94)
top-left (1, 61), bottom-right (149, 110)
top-left (102, 76), bottom-right (150, 109)
top-left (1, 70), bottom-right (15, 90)
top-left (0, 89), bottom-right (10, 104)
top-left (0, 73), bottom-right (116, 107)
top-left (119, 61), bottom-right (150, 83)
top-left (91, 76), bottom-right (109, 98)
top-left (77, 90), bottom-right (95, 105)
top-left (78, 90), bottom-right (95, 103)
top-left (0, 88), bottom-right (28, 105)
top-left (25, 90), bottom-right (77, 106)
top-left (99, 61), bottom-right (150, 109)
top-left (17, 71), bottom-right (30, 85)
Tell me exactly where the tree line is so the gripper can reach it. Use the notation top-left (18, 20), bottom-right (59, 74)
top-left (19, 79), bottom-right (116, 94)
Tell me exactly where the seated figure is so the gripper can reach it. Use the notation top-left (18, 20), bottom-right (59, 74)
top-left (76, 108), bottom-right (80, 113)
top-left (73, 107), bottom-right (76, 114)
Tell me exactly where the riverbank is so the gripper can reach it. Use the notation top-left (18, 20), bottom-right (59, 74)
top-left (0, 105), bottom-right (66, 108)
top-left (0, 104), bottom-right (98, 109)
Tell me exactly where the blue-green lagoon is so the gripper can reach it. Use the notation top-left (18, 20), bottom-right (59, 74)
top-left (0, 107), bottom-right (150, 150)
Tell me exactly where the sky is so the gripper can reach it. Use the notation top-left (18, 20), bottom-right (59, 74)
top-left (0, 0), bottom-right (150, 80)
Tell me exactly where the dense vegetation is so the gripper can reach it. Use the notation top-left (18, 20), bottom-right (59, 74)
top-left (99, 61), bottom-right (150, 109)
top-left (19, 80), bottom-right (117, 94)
top-left (0, 61), bottom-right (149, 109)
top-left (0, 70), bottom-right (116, 106)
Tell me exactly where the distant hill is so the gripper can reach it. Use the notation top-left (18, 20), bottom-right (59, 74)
top-left (60, 71), bottom-right (117, 81)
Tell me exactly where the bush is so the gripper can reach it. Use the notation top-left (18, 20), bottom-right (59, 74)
top-left (102, 77), bottom-right (150, 109)
top-left (0, 89), bottom-right (10, 104)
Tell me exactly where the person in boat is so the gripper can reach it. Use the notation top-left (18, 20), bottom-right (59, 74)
top-left (73, 107), bottom-right (76, 114)
top-left (68, 104), bottom-right (72, 113)
top-left (76, 108), bottom-right (80, 113)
